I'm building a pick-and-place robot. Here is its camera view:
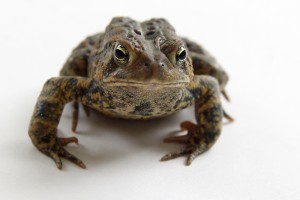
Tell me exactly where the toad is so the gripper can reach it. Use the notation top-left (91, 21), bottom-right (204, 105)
top-left (29, 17), bottom-right (232, 169)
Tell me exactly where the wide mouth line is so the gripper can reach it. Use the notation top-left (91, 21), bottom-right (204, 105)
top-left (104, 81), bottom-right (188, 87)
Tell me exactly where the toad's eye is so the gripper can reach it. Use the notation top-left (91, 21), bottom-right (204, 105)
top-left (114, 44), bottom-right (129, 64)
top-left (176, 46), bottom-right (187, 63)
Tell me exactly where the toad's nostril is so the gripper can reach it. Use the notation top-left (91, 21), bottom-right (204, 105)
top-left (161, 63), bottom-right (165, 67)
top-left (144, 62), bottom-right (149, 67)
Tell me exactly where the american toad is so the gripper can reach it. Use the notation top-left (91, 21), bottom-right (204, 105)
top-left (29, 17), bottom-right (232, 169)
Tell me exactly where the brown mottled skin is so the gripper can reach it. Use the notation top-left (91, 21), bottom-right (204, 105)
top-left (29, 17), bottom-right (232, 169)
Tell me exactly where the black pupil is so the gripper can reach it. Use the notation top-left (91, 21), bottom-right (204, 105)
top-left (177, 50), bottom-right (186, 61)
top-left (115, 49), bottom-right (128, 60)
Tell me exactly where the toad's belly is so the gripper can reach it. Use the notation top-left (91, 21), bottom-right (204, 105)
top-left (90, 86), bottom-right (194, 119)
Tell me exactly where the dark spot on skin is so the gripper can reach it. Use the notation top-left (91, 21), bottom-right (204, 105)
top-left (107, 94), bottom-right (113, 101)
top-left (146, 31), bottom-right (156, 36)
top-left (203, 131), bottom-right (217, 144)
top-left (35, 100), bottom-right (61, 122)
top-left (126, 93), bottom-right (134, 98)
top-left (192, 135), bottom-right (201, 144)
top-left (147, 22), bottom-right (154, 26)
top-left (189, 86), bottom-right (203, 99)
top-left (131, 102), bottom-right (153, 116)
top-left (77, 87), bottom-right (87, 97)
top-left (88, 39), bottom-right (95, 45)
top-left (186, 43), bottom-right (191, 49)
top-left (88, 81), bottom-right (104, 95)
top-left (135, 102), bottom-right (150, 111)
top-left (65, 78), bottom-right (78, 91)
top-left (202, 104), bottom-right (222, 123)
top-left (134, 29), bottom-right (141, 35)
top-left (147, 25), bottom-right (156, 30)
top-left (123, 24), bottom-right (132, 28)
top-left (40, 134), bottom-right (52, 143)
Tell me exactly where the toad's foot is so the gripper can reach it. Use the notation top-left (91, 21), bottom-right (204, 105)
top-left (161, 121), bottom-right (209, 166)
top-left (42, 137), bottom-right (86, 169)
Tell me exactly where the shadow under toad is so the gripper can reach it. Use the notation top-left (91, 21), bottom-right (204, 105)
top-left (59, 103), bottom-right (194, 169)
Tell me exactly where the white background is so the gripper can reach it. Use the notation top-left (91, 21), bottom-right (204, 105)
top-left (0, 0), bottom-right (299, 199)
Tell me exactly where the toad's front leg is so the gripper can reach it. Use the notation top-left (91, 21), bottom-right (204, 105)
top-left (161, 76), bottom-right (223, 165)
top-left (29, 77), bottom-right (96, 169)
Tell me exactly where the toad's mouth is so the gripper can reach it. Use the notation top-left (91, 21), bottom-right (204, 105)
top-left (104, 81), bottom-right (188, 88)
